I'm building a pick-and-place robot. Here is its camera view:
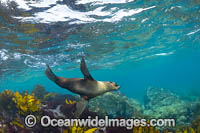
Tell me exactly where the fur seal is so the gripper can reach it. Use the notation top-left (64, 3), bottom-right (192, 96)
top-left (45, 57), bottom-right (120, 117)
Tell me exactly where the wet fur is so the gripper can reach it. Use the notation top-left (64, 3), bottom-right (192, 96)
top-left (45, 58), bottom-right (120, 118)
top-left (49, 75), bottom-right (111, 99)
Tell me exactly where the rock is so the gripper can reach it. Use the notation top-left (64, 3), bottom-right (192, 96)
top-left (143, 87), bottom-right (190, 125)
top-left (144, 87), bottom-right (181, 108)
top-left (88, 92), bottom-right (143, 118)
top-left (31, 85), bottom-right (47, 100)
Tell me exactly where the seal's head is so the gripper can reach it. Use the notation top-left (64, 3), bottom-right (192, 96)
top-left (105, 81), bottom-right (120, 91)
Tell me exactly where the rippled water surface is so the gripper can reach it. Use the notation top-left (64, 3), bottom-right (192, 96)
top-left (0, 0), bottom-right (199, 100)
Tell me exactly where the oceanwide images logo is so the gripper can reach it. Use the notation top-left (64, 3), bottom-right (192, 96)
top-left (24, 115), bottom-right (176, 129)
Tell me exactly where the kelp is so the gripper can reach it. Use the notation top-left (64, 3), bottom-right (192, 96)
top-left (0, 87), bottom-right (200, 132)
top-left (13, 92), bottom-right (41, 115)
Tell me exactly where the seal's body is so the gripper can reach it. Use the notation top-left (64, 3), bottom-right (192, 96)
top-left (52, 77), bottom-right (118, 99)
top-left (45, 57), bottom-right (120, 117)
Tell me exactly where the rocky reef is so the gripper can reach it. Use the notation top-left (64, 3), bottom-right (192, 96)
top-left (144, 87), bottom-right (189, 125)
top-left (143, 87), bottom-right (200, 127)
top-left (89, 91), bottom-right (143, 118)
top-left (0, 85), bottom-right (200, 133)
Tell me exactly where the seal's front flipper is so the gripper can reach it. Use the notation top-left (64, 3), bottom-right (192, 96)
top-left (45, 64), bottom-right (58, 82)
top-left (74, 97), bottom-right (88, 118)
top-left (80, 57), bottom-right (95, 80)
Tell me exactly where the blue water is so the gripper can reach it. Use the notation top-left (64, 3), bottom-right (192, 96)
top-left (1, 48), bottom-right (200, 102)
top-left (0, 0), bottom-right (200, 102)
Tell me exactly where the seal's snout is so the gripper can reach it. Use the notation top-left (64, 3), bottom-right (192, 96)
top-left (115, 84), bottom-right (120, 90)
top-left (108, 81), bottom-right (120, 90)
top-left (113, 82), bottom-right (120, 90)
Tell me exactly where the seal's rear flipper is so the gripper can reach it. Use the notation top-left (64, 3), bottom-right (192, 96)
top-left (80, 57), bottom-right (95, 80)
top-left (74, 97), bottom-right (88, 118)
top-left (45, 64), bottom-right (58, 82)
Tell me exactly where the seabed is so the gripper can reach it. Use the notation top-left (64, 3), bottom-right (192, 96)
top-left (0, 85), bottom-right (199, 133)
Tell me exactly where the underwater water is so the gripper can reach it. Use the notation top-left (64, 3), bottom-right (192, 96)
top-left (1, 0), bottom-right (200, 132)
top-left (0, 0), bottom-right (200, 133)
top-left (0, 0), bottom-right (199, 102)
